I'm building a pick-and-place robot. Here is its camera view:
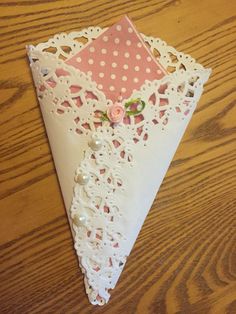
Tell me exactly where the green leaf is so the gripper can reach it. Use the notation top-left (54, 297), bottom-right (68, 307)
top-left (100, 112), bottom-right (109, 121)
top-left (125, 99), bottom-right (146, 116)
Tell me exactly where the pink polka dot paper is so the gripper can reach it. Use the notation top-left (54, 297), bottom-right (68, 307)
top-left (66, 16), bottom-right (167, 102)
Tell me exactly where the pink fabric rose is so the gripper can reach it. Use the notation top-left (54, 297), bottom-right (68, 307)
top-left (106, 102), bottom-right (125, 124)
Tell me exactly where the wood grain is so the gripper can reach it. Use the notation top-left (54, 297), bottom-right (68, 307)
top-left (0, 0), bottom-right (236, 313)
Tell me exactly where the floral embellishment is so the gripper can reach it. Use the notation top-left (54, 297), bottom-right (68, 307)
top-left (101, 98), bottom-right (146, 124)
top-left (106, 102), bottom-right (126, 123)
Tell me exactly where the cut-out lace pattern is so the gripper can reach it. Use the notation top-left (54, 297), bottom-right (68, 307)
top-left (28, 28), bottom-right (211, 305)
top-left (71, 126), bottom-right (132, 305)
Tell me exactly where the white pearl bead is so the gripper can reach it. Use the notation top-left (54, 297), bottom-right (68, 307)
top-left (89, 138), bottom-right (102, 151)
top-left (73, 214), bottom-right (86, 227)
top-left (76, 173), bottom-right (89, 185)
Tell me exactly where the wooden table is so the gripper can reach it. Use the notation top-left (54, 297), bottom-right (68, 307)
top-left (0, 1), bottom-right (235, 313)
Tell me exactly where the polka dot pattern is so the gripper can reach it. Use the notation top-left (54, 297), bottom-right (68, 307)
top-left (66, 16), bottom-right (166, 102)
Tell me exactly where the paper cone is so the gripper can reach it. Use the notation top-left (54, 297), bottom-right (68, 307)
top-left (27, 16), bottom-right (211, 305)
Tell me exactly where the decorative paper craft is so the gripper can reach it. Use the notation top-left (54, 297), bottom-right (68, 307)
top-left (27, 16), bottom-right (211, 306)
